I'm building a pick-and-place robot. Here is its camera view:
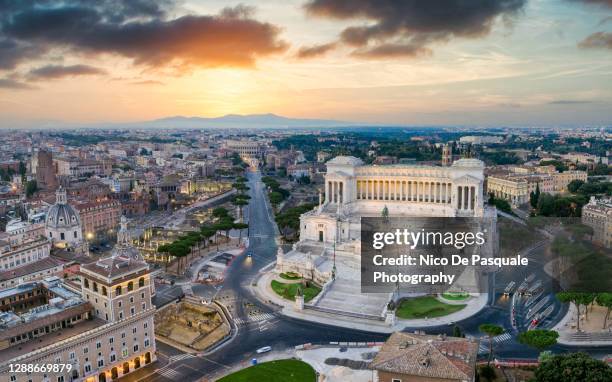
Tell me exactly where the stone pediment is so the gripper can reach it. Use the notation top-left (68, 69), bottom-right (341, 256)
top-left (452, 174), bottom-right (480, 184)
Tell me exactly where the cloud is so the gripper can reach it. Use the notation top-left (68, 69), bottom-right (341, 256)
top-left (548, 100), bottom-right (594, 104)
top-left (0, 1), bottom-right (288, 72)
top-left (296, 42), bottom-right (337, 59)
top-left (571, 0), bottom-right (612, 7)
top-left (304, 0), bottom-right (527, 58)
top-left (0, 77), bottom-right (35, 89)
top-left (130, 80), bottom-right (165, 86)
top-left (579, 31), bottom-right (612, 49)
top-left (28, 65), bottom-right (107, 80)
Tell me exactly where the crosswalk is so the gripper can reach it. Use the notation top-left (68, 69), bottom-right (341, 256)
top-left (234, 312), bottom-right (275, 326)
top-left (478, 333), bottom-right (512, 354)
top-left (157, 368), bottom-right (182, 380)
top-left (169, 353), bottom-right (196, 362)
top-left (493, 333), bottom-right (512, 343)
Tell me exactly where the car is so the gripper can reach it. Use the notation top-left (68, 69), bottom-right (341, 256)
top-left (247, 252), bottom-right (252, 258)
top-left (256, 346), bottom-right (271, 354)
top-left (339, 347), bottom-right (348, 353)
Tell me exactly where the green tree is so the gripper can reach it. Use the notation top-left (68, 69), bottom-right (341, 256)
top-left (25, 180), bottom-right (38, 198)
top-left (517, 329), bottom-right (559, 352)
top-left (568, 179), bottom-right (585, 193)
top-left (232, 222), bottom-right (249, 245)
top-left (557, 292), bottom-right (594, 332)
top-left (595, 292), bottom-right (612, 329)
top-left (212, 207), bottom-right (229, 218)
top-left (534, 352), bottom-right (612, 382)
top-left (479, 324), bottom-right (504, 366)
top-left (269, 191), bottom-right (284, 206)
top-left (530, 183), bottom-right (541, 208)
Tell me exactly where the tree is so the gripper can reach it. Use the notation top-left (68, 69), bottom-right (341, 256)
top-left (212, 207), bottom-right (229, 218)
top-left (517, 329), bottom-right (559, 352)
top-left (568, 179), bottom-right (585, 193)
top-left (232, 198), bottom-right (249, 220)
top-left (233, 222), bottom-right (249, 245)
top-left (530, 183), bottom-right (541, 208)
top-left (556, 292), bottom-right (594, 332)
top-left (200, 226), bottom-right (216, 248)
top-left (479, 323), bottom-right (504, 366)
top-left (25, 180), bottom-right (38, 198)
top-left (596, 292), bottom-right (612, 329)
top-left (533, 352), bottom-right (612, 382)
top-left (269, 191), bottom-right (284, 206)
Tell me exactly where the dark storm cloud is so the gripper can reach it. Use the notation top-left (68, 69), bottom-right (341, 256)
top-left (579, 31), bottom-right (612, 49)
top-left (0, 1), bottom-right (288, 74)
top-left (28, 64), bottom-right (106, 80)
top-left (303, 0), bottom-right (527, 58)
top-left (571, 0), bottom-right (612, 7)
top-left (296, 42), bottom-right (337, 59)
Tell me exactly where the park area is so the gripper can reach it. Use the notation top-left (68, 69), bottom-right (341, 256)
top-left (218, 359), bottom-right (316, 382)
top-left (395, 296), bottom-right (466, 319)
top-left (271, 280), bottom-right (321, 302)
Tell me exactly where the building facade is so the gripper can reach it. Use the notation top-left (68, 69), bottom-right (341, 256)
top-left (582, 197), bottom-right (612, 248)
top-left (0, 254), bottom-right (156, 382)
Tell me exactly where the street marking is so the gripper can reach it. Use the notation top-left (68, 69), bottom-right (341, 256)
top-left (169, 353), bottom-right (197, 362)
top-left (157, 368), bottom-right (181, 379)
top-left (234, 312), bottom-right (275, 326)
top-left (478, 344), bottom-right (489, 354)
top-left (493, 333), bottom-right (512, 343)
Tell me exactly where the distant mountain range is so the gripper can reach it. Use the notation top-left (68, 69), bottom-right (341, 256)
top-left (145, 113), bottom-right (358, 128)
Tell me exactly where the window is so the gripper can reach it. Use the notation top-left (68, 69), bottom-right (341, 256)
top-left (127, 281), bottom-right (133, 291)
top-left (144, 339), bottom-right (150, 347)
top-left (97, 359), bottom-right (104, 367)
top-left (142, 303), bottom-right (146, 310)
top-left (392, 379), bottom-right (402, 382)
top-left (122, 349), bottom-right (128, 358)
top-left (84, 364), bottom-right (91, 373)
top-left (84, 279), bottom-right (89, 288)
top-left (96, 341), bottom-right (101, 349)
top-left (83, 347), bottom-right (89, 354)
top-left (73, 231), bottom-right (77, 238)
top-left (121, 332), bottom-right (126, 339)
top-left (141, 292), bottom-right (145, 299)
top-left (115, 286), bottom-right (122, 296)
top-left (119, 311), bottom-right (123, 319)
top-left (93, 282), bottom-right (98, 292)
top-left (69, 352), bottom-right (75, 360)
top-left (102, 286), bottom-right (107, 296)
top-left (143, 322), bottom-right (148, 329)
top-left (60, 232), bottom-right (65, 240)
top-left (132, 327), bottom-right (137, 334)
top-left (130, 307), bottom-right (135, 315)
top-left (129, 296), bottom-right (134, 303)
top-left (110, 353), bottom-right (116, 363)
top-left (138, 277), bottom-right (145, 287)
top-left (109, 337), bottom-right (114, 344)
top-left (133, 344), bottom-right (139, 352)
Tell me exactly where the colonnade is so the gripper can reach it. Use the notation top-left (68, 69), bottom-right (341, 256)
top-left (355, 179), bottom-right (453, 204)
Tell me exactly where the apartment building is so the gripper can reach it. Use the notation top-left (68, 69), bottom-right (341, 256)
top-left (0, 254), bottom-right (157, 382)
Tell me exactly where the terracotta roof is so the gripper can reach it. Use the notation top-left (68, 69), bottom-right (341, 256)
top-left (370, 332), bottom-right (478, 381)
top-left (80, 255), bottom-right (148, 280)
top-left (0, 257), bottom-right (64, 281)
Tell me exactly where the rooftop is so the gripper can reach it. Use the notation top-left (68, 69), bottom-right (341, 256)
top-left (370, 332), bottom-right (478, 381)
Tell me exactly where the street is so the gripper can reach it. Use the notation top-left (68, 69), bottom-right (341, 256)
top-left (137, 170), bottom-right (612, 382)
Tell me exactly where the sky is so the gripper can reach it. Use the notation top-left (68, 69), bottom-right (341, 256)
top-left (0, 0), bottom-right (611, 128)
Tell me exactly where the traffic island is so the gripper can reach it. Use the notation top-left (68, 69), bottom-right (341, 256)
top-left (395, 296), bottom-right (467, 319)
top-left (271, 280), bottom-right (322, 303)
top-left (217, 359), bottom-right (316, 382)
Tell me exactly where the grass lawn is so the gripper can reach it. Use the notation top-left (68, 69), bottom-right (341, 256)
top-left (441, 292), bottom-right (470, 301)
top-left (279, 272), bottom-right (302, 280)
top-left (396, 296), bottom-right (466, 319)
top-left (271, 280), bottom-right (321, 302)
top-left (218, 359), bottom-right (316, 382)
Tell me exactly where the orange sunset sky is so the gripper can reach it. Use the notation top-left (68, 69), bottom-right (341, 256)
top-left (0, 0), bottom-right (611, 127)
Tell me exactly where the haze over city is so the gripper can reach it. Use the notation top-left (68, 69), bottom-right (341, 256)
top-left (1, 0), bottom-right (612, 128)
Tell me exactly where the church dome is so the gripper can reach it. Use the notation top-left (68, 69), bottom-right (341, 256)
top-left (45, 187), bottom-right (81, 230)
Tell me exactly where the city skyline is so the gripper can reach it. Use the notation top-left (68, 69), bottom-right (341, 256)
top-left (0, 0), bottom-right (612, 128)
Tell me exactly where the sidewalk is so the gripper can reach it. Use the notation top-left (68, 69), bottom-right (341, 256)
top-left (252, 270), bottom-right (489, 333)
top-left (553, 303), bottom-right (612, 346)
